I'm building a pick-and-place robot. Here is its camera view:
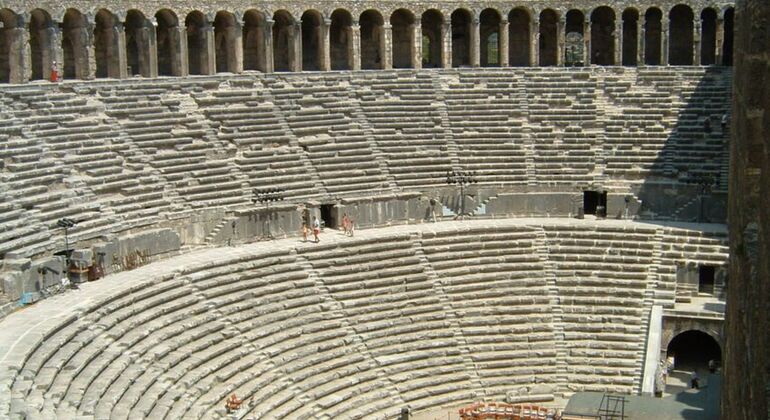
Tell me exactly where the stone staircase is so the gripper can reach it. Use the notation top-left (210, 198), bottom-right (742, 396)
top-left (534, 228), bottom-right (570, 398)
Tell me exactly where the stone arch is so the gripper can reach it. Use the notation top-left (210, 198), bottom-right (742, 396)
top-left (665, 329), bottom-right (722, 373)
top-left (156, 9), bottom-right (183, 76)
top-left (0, 9), bottom-right (22, 83)
top-left (565, 9), bottom-right (585, 66)
top-left (700, 8), bottom-right (717, 65)
top-left (479, 8), bottom-right (501, 67)
top-left (273, 10), bottom-right (296, 72)
top-left (669, 4), bottom-right (694, 65)
top-left (421, 9), bottom-right (442, 68)
top-left (301, 10), bottom-right (323, 71)
top-left (622, 8), bottom-right (639, 66)
top-left (330, 9), bottom-right (353, 70)
top-left (591, 6), bottom-right (615, 65)
top-left (508, 8), bottom-right (530, 67)
top-left (186, 11), bottom-right (212, 75)
top-left (539, 9), bottom-right (558, 66)
top-left (644, 7), bottom-right (663, 65)
top-left (29, 9), bottom-right (54, 81)
top-left (451, 8), bottom-right (471, 67)
top-left (391, 9), bottom-right (415, 69)
top-left (125, 10), bottom-right (154, 77)
top-left (360, 10), bottom-right (384, 70)
top-left (722, 7), bottom-right (733, 66)
top-left (214, 11), bottom-right (240, 73)
top-left (242, 10), bottom-right (266, 72)
top-left (94, 9), bottom-right (120, 78)
top-left (62, 8), bottom-right (90, 79)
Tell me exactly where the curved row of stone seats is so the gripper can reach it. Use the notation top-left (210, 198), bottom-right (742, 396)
top-left (265, 75), bottom-right (392, 196)
top-left (0, 68), bottom-right (732, 262)
top-left (0, 87), bottom-right (131, 258)
top-left (543, 224), bottom-right (656, 394)
top-left (444, 71), bottom-right (530, 185)
top-left (357, 72), bottom-right (453, 189)
top-left (601, 71), bottom-right (676, 179)
top-left (420, 226), bottom-right (559, 401)
top-left (524, 69), bottom-right (598, 184)
top-left (635, 68), bottom-right (731, 186)
top-left (94, 82), bottom-right (251, 210)
top-left (2, 220), bottom-right (730, 419)
top-left (298, 234), bottom-right (478, 414)
top-left (193, 85), bottom-right (320, 202)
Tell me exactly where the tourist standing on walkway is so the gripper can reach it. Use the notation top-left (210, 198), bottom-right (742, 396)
top-left (690, 371), bottom-right (700, 389)
top-left (301, 223), bottom-right (308, 242)
top-left (342, 213), bottom-right (350, 235)
top-left (312, 217), bottom-right (321, 243)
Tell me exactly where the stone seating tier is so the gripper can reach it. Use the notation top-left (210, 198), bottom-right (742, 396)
top-left (0, 67), bottom-right (730, 263)
top-left (1, 220), bottom-right (729, 419)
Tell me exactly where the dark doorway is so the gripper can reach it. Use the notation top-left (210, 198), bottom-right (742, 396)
top-left (583, 190), bottom-right (607, 216)
top-left (539, 9), bottom-right (558, 66)
top-left (699, 265), bottom-right (716, 294)
top-left (622, 9), bottom-right (638, 66)
top-left (667, 330), bottom-right (721, 371)
top-left (644, 8), bottom-right (662, 65)
top-left (320, 204), bottom-right (336, 229)
top-left (451, 9), bottom-right (471, 67)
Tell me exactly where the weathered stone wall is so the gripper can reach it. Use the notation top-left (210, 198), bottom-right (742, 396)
top-left (724, 0), bottom-right (770, 418)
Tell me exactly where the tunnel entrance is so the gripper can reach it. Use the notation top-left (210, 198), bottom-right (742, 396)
top-left (667, 330), bottom-right (721, 370)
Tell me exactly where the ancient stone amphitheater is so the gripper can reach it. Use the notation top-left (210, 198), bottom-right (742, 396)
top-left (0, 0), bottom-right (737, 419)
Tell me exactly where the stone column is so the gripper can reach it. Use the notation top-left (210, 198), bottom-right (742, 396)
top-left (349, 22), bottom-right (361, 70)
top-left (21, 20), bottom-right (32, 81)
top-left (203, 21), bottom-right (216, 74)
top-left (531, 19), bottom-right (539, 66)
top-left (382, 23), bottom-right (392, 69)
top-left (638, 18), bottom-right (644, 66)
top-left (264, 18), bottom-right (274, 73)
top-left (499, 18), bottom-right (509, 67)
top-left (715, 17), bottom-right (724, 66)
top-left (321, 18), bottom-right (331, 71)
top-left (614, 20), bottom-right (622, 65)
top-left (661, 17), bottom-right (669, 65)
top-left (412, 18), bottom-right (422, 69)
top-left (146, 20), bottom-right (159, 77)
top-left (177, 25), bottom-right (189, 76)
top-left (291, 21), bottom-right (302, 72)
top-left (113, 22), bottom-right (128, 78)
top-left (441, 22), bottom-right (452, 68)
top-left (232, 17), bottom-right (244, 73)
top-left (693, 18), bottom-right (701, 65)
top-left (470, 16), bottom-right (480, 67)
top-left (84, 18), bottom-right (96, 79)
top-left (557, 16), bottom-right (565, 66)
top-left (583, 19), bottom-right (591, 65)
top-left (8, 19), bottom-right (27, 83)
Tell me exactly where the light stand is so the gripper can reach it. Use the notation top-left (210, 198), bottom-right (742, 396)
top-left (446, 170), bottom-right (478, 220)
top-left (57, 218), bottom-right (77, 267)
top-left (253, 188), bottom-right (285, 239)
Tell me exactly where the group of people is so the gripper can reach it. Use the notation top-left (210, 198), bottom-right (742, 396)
top-left (300, 213), bottom-right (355, 243)
top-left (301, 216), bottom-right (322, 243)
